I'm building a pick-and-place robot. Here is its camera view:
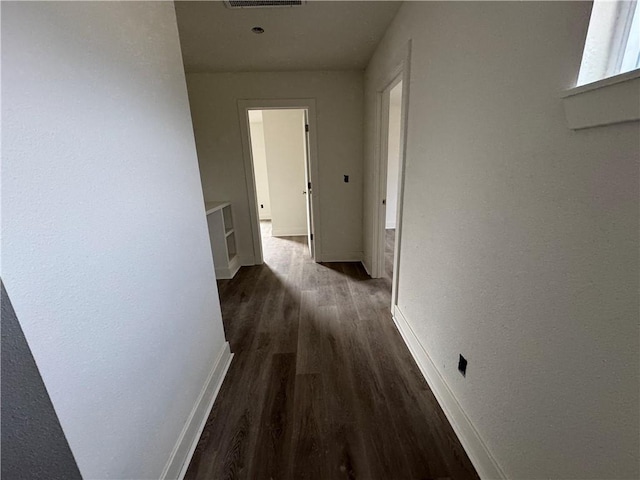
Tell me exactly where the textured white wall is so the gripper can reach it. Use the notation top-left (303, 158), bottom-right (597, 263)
top-left (385, 81), bottom-right (403, 229)
top-left (185, 71), bottom-right (363, 262)
top-left (248, 115), bottom-right (272, 220)
top-left (262, 110), bottom-right (308, 237)
top-left (2, 2), bottom-right (227, 478)
top-left (365, 1), bottom-right (639, 478)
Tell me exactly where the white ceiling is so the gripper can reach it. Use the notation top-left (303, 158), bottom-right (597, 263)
top-left (175, 1), bottom-right (402, 72)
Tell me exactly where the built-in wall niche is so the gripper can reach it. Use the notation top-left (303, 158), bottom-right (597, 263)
top-left (205, 201), bottom-right (240, 279)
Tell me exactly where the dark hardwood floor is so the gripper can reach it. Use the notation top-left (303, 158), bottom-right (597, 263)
top-left (185, 222), bottom-right (479, 480)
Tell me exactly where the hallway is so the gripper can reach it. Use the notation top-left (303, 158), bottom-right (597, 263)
top-left (185, 225), bottom-right (478, 479)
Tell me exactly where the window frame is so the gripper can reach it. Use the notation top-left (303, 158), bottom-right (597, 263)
top-left (562, 1), bottom-right (640, 130)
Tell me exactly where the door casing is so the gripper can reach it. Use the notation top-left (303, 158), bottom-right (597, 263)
top-left (371, 41), bottom-right (412, 311)
top-left (238, 98), bottom-right (321, 264)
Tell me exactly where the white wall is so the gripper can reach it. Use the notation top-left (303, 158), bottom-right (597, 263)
top-left (2, 2), bottom-right (228, 479)
top-left (365, 2), bottom-right (639, 479)
top-left (262, 110), bottom-right (308, 237)
top-left (248, 112), bottom-right (272, 220)
top-left (385, 81), bottom-right (403, 229)
top-left (185, 71), bottom-right (363, 263)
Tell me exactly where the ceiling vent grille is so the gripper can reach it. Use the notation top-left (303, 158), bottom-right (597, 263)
top-left (224, 0), bottom-right (305, 8)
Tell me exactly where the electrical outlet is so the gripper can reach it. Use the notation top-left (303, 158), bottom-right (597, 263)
top-left (260, 204), bottom-right (264, 208)
top-left (458, 354), bottom-right (467, 377)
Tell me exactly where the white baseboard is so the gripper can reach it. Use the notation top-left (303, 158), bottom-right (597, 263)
top-left (271, 227), bottom-right (308, 237)
top-left (319, 251), bottom-right (363, 262)
top-left (160, 342), bottom-right (234, 480)
top-left (361, 258), bottom-right (372, 276)
top-left (240, 255), bottom-right (256, 266)
top-left (392, 306), bottom-right (506, 480)
top-left (215, 256), bottom-right (241, 280)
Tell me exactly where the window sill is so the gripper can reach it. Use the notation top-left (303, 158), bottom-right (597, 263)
top-left (561, 69), bottom-right (640, 130)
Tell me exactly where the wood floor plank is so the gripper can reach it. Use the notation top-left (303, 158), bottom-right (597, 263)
top-left (290, 373), bottom-right (329, 479)
top-left (248, 353), bottom-right (297, 479)
top-left (296, 290), bottom-right (322, 375)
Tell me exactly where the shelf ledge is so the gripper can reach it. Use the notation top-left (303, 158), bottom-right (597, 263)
top-left (205, 201), bottom-right (231, 215)
top-left (561, 69), bottom-right (640, 130)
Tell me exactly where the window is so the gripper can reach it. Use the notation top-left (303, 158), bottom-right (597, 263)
top-left (577, 0), bottom-right (640, 86)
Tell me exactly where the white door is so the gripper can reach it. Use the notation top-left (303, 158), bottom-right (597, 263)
top-left (303, 110), bottom-right (314, 259)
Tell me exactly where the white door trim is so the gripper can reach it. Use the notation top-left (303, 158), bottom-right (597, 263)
top-left (372, 40), bottom-right (412, 311)
top-left (237, 98), bottom-right (322, 264)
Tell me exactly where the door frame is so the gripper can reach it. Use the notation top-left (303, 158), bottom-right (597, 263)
top-left (238, 98), bottom-right (322, 264)
top-left (371, 41), bottom-right (412, 310)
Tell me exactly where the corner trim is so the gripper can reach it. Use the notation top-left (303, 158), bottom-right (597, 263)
top-left (215, 256), bottom-right (241, 280)
top-left (160, 342), bottom-right (233, 480)
top-left (361, 259), bottom-right (372, 276)
top-left (392, 306), bottom-right (506, 480)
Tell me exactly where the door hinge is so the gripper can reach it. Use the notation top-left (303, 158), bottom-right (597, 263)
top-left (310, 233), bottom-right (314, 240)
top-left (305, 124), bottom-right (309, 132)
top-left (308, 182), bottom-right (311, 189)
top-left (382, 199), bottom-right (386, 205)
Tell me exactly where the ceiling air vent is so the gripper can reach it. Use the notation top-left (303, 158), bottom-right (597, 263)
top-left (224, 0), bottom-right (305, 8)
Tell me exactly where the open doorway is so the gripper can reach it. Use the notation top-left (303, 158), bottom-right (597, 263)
top-left (239, 99), bottom-right (320, 266)
top-left (372, 55), bottom-right (410, 311)
top-left (383, 80), bottom-right (403, 283)
top-left (247, 108), bottom-right (311, 259)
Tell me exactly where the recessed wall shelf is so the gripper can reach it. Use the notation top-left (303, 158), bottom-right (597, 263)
top-left (205, 201), bottom-right (241, 279)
